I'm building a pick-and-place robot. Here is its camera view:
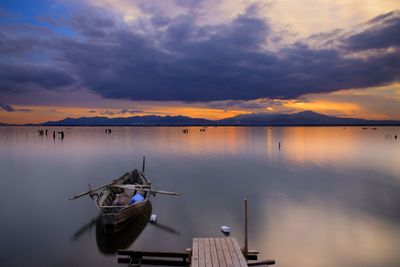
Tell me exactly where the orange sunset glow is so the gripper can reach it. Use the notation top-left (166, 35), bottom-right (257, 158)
top-left (1, 83), bottom-right (399, 124)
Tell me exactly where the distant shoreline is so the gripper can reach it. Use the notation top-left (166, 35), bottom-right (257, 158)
top-left (1, 124), bottom-right (400, 127)
top-left (2, 111), bottom-right (400, 127)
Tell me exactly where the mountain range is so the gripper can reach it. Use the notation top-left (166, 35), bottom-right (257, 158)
top-left (8, 111), bottom-right (397, 126)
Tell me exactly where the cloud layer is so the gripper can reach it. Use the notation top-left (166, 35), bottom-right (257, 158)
top-left (0, 2), bottom-right (399, 103)
top-left (0, 103), bottom-right (31, 112)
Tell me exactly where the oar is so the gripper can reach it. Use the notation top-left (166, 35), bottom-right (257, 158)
top-left (69, 180), bottom-right (119, 200)
top-left (113, 184), bottom-right (181, 196)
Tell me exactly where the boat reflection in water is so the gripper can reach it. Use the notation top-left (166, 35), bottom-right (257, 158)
top-left (72, 199), bottom-right (181, 255)
top-left (71, 201), bottom-right (152, 255)
top-left (96, 200), bottom-right (152, 255)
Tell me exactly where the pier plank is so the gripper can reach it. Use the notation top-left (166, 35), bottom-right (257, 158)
top-left (226, 238), bottom-right (240, 267)
top-left (209, 238), bottom-right (220, 267)
top-left (220, 238), bottom-right (234, 266)
top-left (229, 238), bottom-right (248, 267)
top-left (198, 238), bottom-right (206, 267)
top-left (215, 238), bottom-right (227, 267)
top-left (192, 238), bottom-right (247, 267)
top-left (204, 238), bottom-right (213, 267)
top-left (192, 238), bottom-right (199, 267)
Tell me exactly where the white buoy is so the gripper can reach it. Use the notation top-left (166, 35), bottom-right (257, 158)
top-left (150, 214), bottom-right (157, 223)
top-left (221, 226), bottom-right (231, 234)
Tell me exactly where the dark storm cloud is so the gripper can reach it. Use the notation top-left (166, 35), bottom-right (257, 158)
top-left (0, 23), bottom-right (53, 55)
top-left (0, 8), bottom-right (399, 101)
top-left (53, 12), bottom-right (274, 101)
top-left (100, 109), bottom-right (142, 115)
top-left (0, 103), bottom-right (14, 112)
top-left (68, 9), bottom-right (116, 38)
top-left (0, 63), bottom-right (75, 92)
top-left (0, 32), bottom-right (38, 55)
top-left (59, 9), bottom-right (399, 101)
top-left (207, 99), bottom-right (282, 110)
top-left (0, 103), bottom-right (31, 112)
top-left (343, 10), bottom-right (400, 51)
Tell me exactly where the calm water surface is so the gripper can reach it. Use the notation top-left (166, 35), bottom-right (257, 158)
top-left (0, 126), bottom-right (399, 267)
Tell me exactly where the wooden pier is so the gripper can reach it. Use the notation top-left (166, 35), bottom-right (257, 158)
top-left (191, 238), bottom-right (247, 267)
top-left (117, 237), bottom-right (275, 266)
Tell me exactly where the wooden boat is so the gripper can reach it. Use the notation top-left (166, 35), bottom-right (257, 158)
top-left (94, 169), bottom-right (151, 232)
top-left (70, 166), bottom-right (180, 233)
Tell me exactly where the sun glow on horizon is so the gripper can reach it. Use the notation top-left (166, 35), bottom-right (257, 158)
top-left (1, 83), bottom-right (399, 124)
top-left (0, 105), bottom-right (251, 124)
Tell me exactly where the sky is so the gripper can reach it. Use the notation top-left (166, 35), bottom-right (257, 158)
top-left (0, 0), bottom-right (399, 124)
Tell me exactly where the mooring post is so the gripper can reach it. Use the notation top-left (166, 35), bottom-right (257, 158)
top-left (142, 156), bottom-right (146, 173)
top-left (244, 198), bottom-right (248, 259)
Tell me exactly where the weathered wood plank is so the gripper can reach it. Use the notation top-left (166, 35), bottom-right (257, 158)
top-left (192, 238), bottom-right (199, 267)
top-left (226, 238), bottom-right (241, 267)
top-left (229, 238), bottom-right (248, 267)
top-left (209, 238), bottom-right (220, 267)
top-left (204, 238), bottom-right (212, 266)
top-left (198, 238), bottom-right (206, 267)
top-left (220, 238), bottom-right (234, 267)
top-left (215, 238), bottom-right (227, 267)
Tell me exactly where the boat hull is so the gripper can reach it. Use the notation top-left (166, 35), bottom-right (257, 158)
top-left (96, 201), bottom-right (152, 253)
top-left (100, 199), bottom-right (150, 232)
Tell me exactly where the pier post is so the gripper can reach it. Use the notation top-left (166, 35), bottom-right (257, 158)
top-left (142, 156), bottom-right (146, 173)
top-left (244, 198), bottom-right (248, 259)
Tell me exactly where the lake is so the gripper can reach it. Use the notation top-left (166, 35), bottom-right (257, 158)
top-left (0, 126), bottom-right (399, 267)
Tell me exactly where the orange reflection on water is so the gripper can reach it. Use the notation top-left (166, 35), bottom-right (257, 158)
top-left (173, 127), bottom-right (251, 156)
top-left (108, 126), bottom-right (400, 178)
top-left (256, 199), bottom-right (400, 267)
top-left (4, 126), bottom-right (398, 179)
top-left (274, 127), bottom-right (400, 177)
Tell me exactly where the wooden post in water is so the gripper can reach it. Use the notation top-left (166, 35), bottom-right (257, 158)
top-left (142, 156), bottom-right (146, 173)
top-left (244, 198), bottom-right (248, 259)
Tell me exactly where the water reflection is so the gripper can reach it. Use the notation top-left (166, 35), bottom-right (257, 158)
top-left (95, 201), bottom-right (152, 255)
top-left (71, 216), bottom-right (98, 242)
top-left (256, 197), bottom-right (400, 267)
top-left (0, 126), bottom-right (399, 267)
top-left (150, 221), bottom-right (181, 236)
top-left (71, 200), bottom-right (181, 256)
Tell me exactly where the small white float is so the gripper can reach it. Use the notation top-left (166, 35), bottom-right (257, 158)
top-left (150, 214), bottom-right (157, 223)
top-left (221, 226), bottom-right (231, 235)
